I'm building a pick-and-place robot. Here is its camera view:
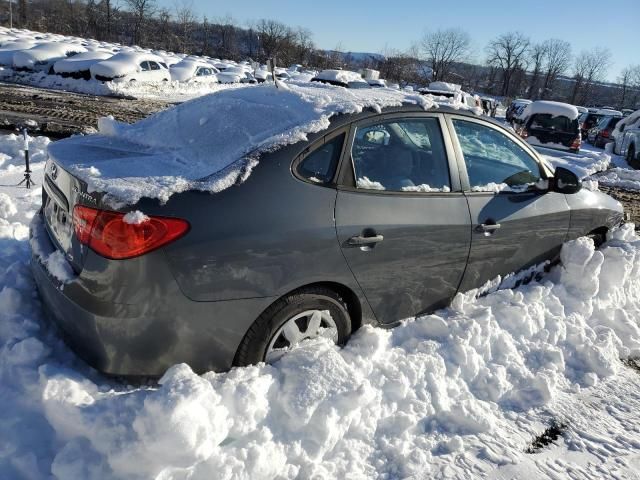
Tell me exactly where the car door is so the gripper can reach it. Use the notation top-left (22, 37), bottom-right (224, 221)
top-left (138, 61), bottom-right (151, 81)
top-left (446, 115), bottom-right (571, 292)
top-left (335, 113), bottom-right (471, 324)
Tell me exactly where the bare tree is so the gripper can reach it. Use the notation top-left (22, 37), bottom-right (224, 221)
top-left (174, 0), bottom-right (195, 53)
top-left (527, 42), bottom-right (547, 99)
top-left (570, 48), bottom-right (612, 105)
top-left (255, 19), bottom-right (293, 62)
top-left (485, 32), bottom-right (530, 97)
top-left (618, 65), bottom-right (640, 109)
top-left (540, 39), bottom-right (572, 99)
top-left (123, 0), bottom-right (157, 45)
top-left (419, 28), bottom-right (470, 82)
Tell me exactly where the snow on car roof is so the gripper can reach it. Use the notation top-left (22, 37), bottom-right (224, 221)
top-left (90, 51), bottom-right (165, 78)
top-left (520, 100), bottom-right (579, 120)
top-left (49, 83), bottom-right (437, 206)
top-left (170, 59), bottom-right (218, 81)
top-left (596, 108), bottom-right (622, 117)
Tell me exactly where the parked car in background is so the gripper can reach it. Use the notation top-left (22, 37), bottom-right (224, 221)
top-left (578, 111), bottom-right (605, 139)
top-left (615, 114), bottom-right (640, 168)
top-left (33, 86), bottom-right (622, 376)
top-left (506, 99), bottom-right (532, 123)
top-left (170, 59), bottom-right (219, 83)
top-left (53, 50), bottom-right (113, 80)
top-left (612, 110), bottom-right (640, 156)
top-left (0, 40), bottom-right (36, 66)
top-left (311, 69), bottom-right (370, 88)
top-left (13, 42), bottom-right (87, 72)
top-left (91, 51), bottom-right (170, 83)
top-left (587, 115), bottom-right (622, 148)
top-left (518, 101), bottom-right (581, 152)
top-left (419, 81), bottom-right (464, 104)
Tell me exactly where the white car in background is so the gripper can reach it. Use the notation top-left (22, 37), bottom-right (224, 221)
top-left (611, 110), bottom-right (640, 159)
top-left (91, 51), bottom-right (170, 83)
top-left (13, 42), bottom-right (87, 72)
top-left (170, 59), bottom-right (219, 83)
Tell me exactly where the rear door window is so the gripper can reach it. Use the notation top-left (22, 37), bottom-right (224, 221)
top-left (149, 61), bottom-right (160, 70)
top-left (351, 117), bottom-right (451, 192)
top-left (296, 134), bottom-right (345, 184)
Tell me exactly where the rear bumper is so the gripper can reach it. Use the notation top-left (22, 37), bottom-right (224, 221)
top-left (30, 214), bottom-right (275, 376)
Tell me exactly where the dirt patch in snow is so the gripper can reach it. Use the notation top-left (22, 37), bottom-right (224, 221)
top-left (0, 81), bottom-right (168, 137)
top-left (598, 185), bottom-right (640, 227)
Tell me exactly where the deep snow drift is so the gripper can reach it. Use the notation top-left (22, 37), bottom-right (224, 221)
top-left (2, 133), bottom-right (640, 479)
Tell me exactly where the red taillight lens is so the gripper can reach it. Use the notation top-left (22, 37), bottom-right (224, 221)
top-left (601, 129), bottom-right (609, 138)
top-left (73, 205), bottom-right (189, 260)
top-left (571, 136), bottom-right (581, 149)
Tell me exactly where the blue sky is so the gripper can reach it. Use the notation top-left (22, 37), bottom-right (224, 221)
top-left (156, 0), bottom-right (638, 81)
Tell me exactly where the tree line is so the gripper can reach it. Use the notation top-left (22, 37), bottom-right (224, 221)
top-left (2, 0), bottom-right (639, 108)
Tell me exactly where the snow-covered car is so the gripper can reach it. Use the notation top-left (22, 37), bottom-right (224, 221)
top-left (518, 101), bottom-right (582, 152)
top-left (506, 99), bottom-right (532, 124)
top-left (91, 52), bottom-right (170, 83)
top-left (367, 79), bottom-right (387, 88)
top-left (170, 59), bottom-right (219, 83)
top-left (614, 111), bottom-right (640, 167)
top-left (13, 42), bottom-right (87, 72)
top-left (0, 39), bottom-right (36, 66)
top-left (586, 115), bottom-right (622, 149)
top-left (53, 50), bottom-right (113, 80)
top-left (418, 81), bottom-right (464, 103)
top-left (311, 69), bottom-right (370, 89)
top-left (33, 84), bottom-right (623, 376)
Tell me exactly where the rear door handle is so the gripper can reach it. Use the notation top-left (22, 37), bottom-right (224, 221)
top-left (475, 223), bottom-right (501, 233)
top-left (348, 234), bottom-right (384, 246)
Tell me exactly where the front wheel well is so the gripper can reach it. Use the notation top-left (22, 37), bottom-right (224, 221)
top-left (587, 227), bottom-right (608, 247)
top-left (268, 282), bottom-right (363, 334)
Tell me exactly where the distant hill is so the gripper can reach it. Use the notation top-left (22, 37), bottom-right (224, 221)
top-left (323, 50), bottom-right (386, 65)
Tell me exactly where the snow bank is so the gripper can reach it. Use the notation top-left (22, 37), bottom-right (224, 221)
top-left (597, 168), bottom-right (640, 191)
top-left (521, 101), bottom-right (579, 120)
top-left (49, 83), bottom-right (436, 205)
top-left (538, 146), bottom-right (610, 179)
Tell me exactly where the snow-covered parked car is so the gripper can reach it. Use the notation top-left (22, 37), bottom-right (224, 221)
top-left (90, 52), bottom-right (170, 83)
top-left (612, 110), bottom-right (640, 167)
top-left (13, 42), bottom-right (87, 72)
top-left (217, 66), bottom-right (256, 84)
top-left (53, 50), bottom-right (113, 80)
top-left (518, 101), bottom-right (582, 152)
top-left (170, 59), bottom-right (219, 83)
top-left (311, 69), bottom-right (370, 88)
top-left (33, 83), bottom-right (623, 376)
top-left (0, 39), bottom-right (36, 66)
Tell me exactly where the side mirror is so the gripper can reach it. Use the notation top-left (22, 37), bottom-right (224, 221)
top-left (550, 166), bottom-right (582, 194)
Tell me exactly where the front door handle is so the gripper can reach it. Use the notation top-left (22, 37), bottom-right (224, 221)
top-left (348, 234), bottom-right (384, 246)
top-left (475, 223), bottom-right (501, 233)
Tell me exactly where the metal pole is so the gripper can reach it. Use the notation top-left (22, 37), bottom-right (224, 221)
top-left (9, 0), bottom-right (13, 29)
top-left (22, 128), bottom-right (33, 188)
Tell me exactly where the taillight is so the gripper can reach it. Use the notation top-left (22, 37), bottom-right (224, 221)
top-left (73, 205), bottom-right (189, 260)
top-left (520, 128), bottom-right (528, 138)
top-left (601, 129), bottom-right (609, 138)
top-left (571, 136), bottom-right (581, 150)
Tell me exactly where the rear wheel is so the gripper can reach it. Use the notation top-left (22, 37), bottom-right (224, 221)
top-left (234, 287), bottom-right (352, 366)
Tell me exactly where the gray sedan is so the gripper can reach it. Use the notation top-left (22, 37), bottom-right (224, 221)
top-left (32, 105), bottom-right (623, 376)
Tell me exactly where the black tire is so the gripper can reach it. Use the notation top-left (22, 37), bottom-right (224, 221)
top-left (587, 231), bottom-right (606, 249)
top-left (628, 145), bottom-right (637, 169)
top-left (234, 287), bottom-right (352, 367)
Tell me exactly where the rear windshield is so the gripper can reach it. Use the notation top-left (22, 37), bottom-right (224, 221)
top-left (529, 114), bottom-right (578, 132)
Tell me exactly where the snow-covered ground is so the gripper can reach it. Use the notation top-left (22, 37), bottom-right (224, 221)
top-left (2, 131), bottom-right (640, 479)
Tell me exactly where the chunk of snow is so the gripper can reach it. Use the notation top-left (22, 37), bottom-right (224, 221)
top-left (122, 210), bottom-right (149, 224)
